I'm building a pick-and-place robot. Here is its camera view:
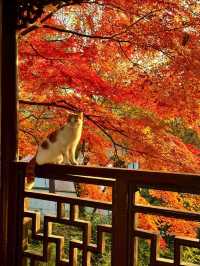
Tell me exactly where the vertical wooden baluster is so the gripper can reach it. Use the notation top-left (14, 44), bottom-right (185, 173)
top-left (174, 238), bottom-right (181, 266)
top-left (132, 186), bottom-right (138, 266)
top-left (57, 202), bottom-right (65, 218)
top-left (30, 259), bottom-right (35, 266)
top-left (49, 179), bottom-right (55, 193)
top-left (97, 226), bottom-right (105, 253)
top-left (70, 204), bottom-right (79, 221)
top-left (56, 236), bottom-right (64, 264)
top-left (82, 223), bottom-right (91, 266)
top-left (69, 242), bottom-right (78, 266)
top-left (150, 234), bottom-right (158, 266)
top-left (69, 205), bottom-right (79, 265)
top-left (133, 236), bottom-right (139, 266)
top-left (43, 218), bottom-right (52, 262)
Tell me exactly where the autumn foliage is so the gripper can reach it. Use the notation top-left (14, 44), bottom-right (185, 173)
top-left (17, 0), bottom-right (200, 254)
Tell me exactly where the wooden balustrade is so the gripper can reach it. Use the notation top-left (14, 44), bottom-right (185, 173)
top-left (15, 162), bottom-right (200, 266)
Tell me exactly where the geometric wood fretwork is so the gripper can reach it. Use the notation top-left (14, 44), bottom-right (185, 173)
top-left (134, 229), bottom-right (200, 266)
top-left (16, 162), bottom-right (200, 266)
top-left (134, 229), bottom-right (159, 266)
top-left (174, 236), bottom-right (200, 266)
top-left (23, 203), bottom-right (111, 266)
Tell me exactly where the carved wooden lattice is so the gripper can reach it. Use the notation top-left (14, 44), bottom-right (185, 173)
top-left (132, 186), bottom-right (200, 266)
top-left (23, 191), bottom-right (112, 265)
top-left (16, 162), bottom-right (200, 266)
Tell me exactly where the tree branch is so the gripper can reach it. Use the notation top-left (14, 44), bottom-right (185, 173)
top-left (19, 99), bottom-right (149, 158)
top-left (19, 1), bottom-right (83, 36)
top-left (42, 24), bottom-right (129, 43)
top-left (19, 128), bottom-right (39, 145)
top-left (19, 3), bottom-right (162, 46)
top-left (19, 99), bottom-right (78, 113)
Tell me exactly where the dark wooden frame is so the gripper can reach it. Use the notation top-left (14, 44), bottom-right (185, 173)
top-left (1, 0), bottom-right (21, 265)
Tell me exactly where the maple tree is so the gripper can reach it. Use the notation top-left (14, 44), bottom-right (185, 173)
top-left (17, 0), bottom-right (200, 256)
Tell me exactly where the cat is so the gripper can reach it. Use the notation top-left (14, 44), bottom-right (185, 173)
top-left (26, 112), bottom-right (83, 190)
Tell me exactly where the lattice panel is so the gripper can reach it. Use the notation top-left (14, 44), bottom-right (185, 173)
top-left (133, 230), bottom-right (200, 266)
top-left (133, 188), bottom-right (200, 266)
top-left (23, 200), bottom-right (112, 266)
top-left (16, 162), bottom-right (200, 266)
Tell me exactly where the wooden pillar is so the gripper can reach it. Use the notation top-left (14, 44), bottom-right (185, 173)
top-left (0, 0), bottom-right (2, 260)
top-left (1, 0), bottom-right (22, 265)
top-left (112, 179), bottom-right (133, 266)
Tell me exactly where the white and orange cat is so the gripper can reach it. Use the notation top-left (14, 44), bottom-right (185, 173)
top-left (26, 112), bottom-right (83, 189)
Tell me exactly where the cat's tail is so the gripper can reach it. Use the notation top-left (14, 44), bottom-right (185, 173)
top-left (25, 156), bottom-right (36, 190)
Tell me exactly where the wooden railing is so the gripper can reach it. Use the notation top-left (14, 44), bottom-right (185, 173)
top-left (15, 162), bottom-right (200, 266)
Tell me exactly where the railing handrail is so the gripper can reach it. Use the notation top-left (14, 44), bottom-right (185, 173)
top-left (15, 161), bottom-right (200, 192)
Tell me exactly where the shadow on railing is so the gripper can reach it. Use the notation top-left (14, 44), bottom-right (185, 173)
top-left (15, 162), bottom-right (200, 266)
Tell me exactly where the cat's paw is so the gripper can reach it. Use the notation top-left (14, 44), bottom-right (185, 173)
top-left (64, 162), bottom-right (71, 166)
top-left (71, 160), bottom-right (78, 165)
top-left (62, 160), bottom-right (70, 165)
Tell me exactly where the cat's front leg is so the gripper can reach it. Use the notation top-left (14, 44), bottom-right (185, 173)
top-left (62, 149), bottom-right (71, 165)
top-left (69, 146), bottom-right (78, 165)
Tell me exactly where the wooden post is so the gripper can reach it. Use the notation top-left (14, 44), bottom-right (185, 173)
top-left (49, 179), bottom-right (55, 193)
top-left (1, 0), bottom-right (20, 265)
top-left (112, 179), bottom-right (133, 266)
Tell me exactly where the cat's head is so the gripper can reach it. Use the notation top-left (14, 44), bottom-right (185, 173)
top-left (67, 112), bottom-right (83, 126)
